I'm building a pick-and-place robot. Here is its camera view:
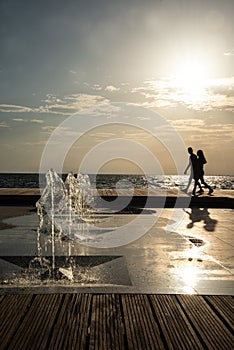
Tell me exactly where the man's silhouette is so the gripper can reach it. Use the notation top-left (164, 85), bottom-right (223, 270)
top-left (184, 147), bottom-right (202, 195)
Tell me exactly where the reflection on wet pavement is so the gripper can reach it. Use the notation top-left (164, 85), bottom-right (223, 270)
top-left (0, 208), bottom-right (233, 294)
top-left (184, 207), bottom-right (218, 231)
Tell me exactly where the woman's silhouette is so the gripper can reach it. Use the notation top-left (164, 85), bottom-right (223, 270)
top-left (196, 150), bottom-right (214, 195)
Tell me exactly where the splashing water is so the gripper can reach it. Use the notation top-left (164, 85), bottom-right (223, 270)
top-left (33, 169), bottom-right (101, 281)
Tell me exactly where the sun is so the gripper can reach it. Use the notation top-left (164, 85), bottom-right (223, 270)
top-left (175, 59), bottom-right (208, 82)
top-left (170, 57), bottom-right (210, 104)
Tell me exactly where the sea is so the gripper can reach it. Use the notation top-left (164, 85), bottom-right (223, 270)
top-left (0, 173), bottom-right (233, 190)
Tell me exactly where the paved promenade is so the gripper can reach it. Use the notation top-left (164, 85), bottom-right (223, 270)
top-left (0, 189), bottom-right (233, 349)
top-left (0, 189), bottom-right (233, 294)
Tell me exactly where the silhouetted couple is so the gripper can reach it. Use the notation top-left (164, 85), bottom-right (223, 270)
top-left (184, 147), bottom-right (214, 196)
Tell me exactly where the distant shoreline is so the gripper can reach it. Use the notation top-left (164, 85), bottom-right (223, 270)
top-left (0, 174), bottom-right (233, 191)
top-left (0, 172), bottom-right (233, 176)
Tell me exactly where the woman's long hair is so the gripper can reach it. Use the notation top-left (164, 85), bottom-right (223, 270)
top-left (197, 149), bottom-right (207, 164)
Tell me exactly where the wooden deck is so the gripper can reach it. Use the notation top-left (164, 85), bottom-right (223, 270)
top-left (0, 294), bottom-right (233, 349)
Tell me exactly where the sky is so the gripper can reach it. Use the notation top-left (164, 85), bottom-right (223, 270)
top-left (0, 0), bottom-right (233, 175)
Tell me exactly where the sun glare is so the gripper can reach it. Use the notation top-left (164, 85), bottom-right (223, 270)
top-left (175, 60), bottom-right (208, 82)
top-left (170, 58), bottom-right (210, 105)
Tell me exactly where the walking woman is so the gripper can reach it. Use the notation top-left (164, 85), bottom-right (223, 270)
top-left (196, 150), bottom-right (214, 195)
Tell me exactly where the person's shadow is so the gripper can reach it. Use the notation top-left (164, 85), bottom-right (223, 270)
top-left (184, 208), bottom-right (218, 231)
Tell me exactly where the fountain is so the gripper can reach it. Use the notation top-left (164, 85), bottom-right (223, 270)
top-left (33, 169), bottom-right (100, 281)
top-left (0, 169), bottom-right (136, 286)
top-left (0, 169), bottom-right (132, 287)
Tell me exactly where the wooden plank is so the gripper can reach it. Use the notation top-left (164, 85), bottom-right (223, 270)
top-left (132, 189), bottom-right (140, 196)
top-left (106, 189), bottom-right (117, 196)
top-left (6, 294), bottom-right (63, 350)
top-left (134, 189), bottom-right (147, 196)
top-left (0, 188), bottom-right (233, 198)
top-left (0, 188), bottom-right (40, 195)
top-left (116, 189), bottom-right (124, 196)
top-left (0, 294), bottom-right (5, 305)
top-left (121, 294), bottom-right (164, 350)
top-left (89, 294), bottom-right (124, 350)
top-left (107, 294), bottom-right (125, 350)
top-left (149, 295), bottom-right (203, 350)
top-left (203, 295), bottom-right (234, 331)
top-left (121, 295), bottom-right (140, 349)
top-left (90, 294), bottom-right (102, 350)
top-left (1, 293), bottom-right (234, 350)
top-left (102, 189), bottom-right (109, 196)
top-left (102, 189), bottom-right (108, 196)
top-left (47, 293), bottom-right (92, 350)
top-left (0, 294), bottom-right (34, 349)
top-left (96, 189), bottom-right (104, 196)
top-left (177, 295), bottom-right (234, 350)
top-left (124, 189), bottom-right (132, 196)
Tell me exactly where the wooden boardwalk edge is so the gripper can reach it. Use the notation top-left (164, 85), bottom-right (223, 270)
top-left (0, 294), bottom-right (233, 349)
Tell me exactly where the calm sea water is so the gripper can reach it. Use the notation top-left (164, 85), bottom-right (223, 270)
top-left (0, 173), bottom-right (233, 190)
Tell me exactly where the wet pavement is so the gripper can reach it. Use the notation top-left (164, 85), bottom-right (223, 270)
top-left (0, 207), bottom-right (233, 295)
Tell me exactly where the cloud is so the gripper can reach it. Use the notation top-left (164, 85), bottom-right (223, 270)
top-left (30, 119), bottom-right (44, 124)
top-left (13, 118), bottom-right (28, 122)
top-left (21, 141), bottom-right (47, 146)
top-left (42, 104), bottom-right (76, 115)
top-left (131, 80), bottom-right (179, 108)
top-left (69, 70), bottom-right (77, 74)
top-left (88, 132), bottom-right (116, 138)
top-left (0, 104), bottom-right (34, 113)
top-left (41, 125), bottom-right (82, 140)
top-left (207, 77), bottom-right (234, 97)
top-left (41, 94), bottom-right (62, 104)
top-left (41, 126), bottom-right (56, 135)
top-left (131, 77), bottom-right (234, 112)
top-left (43, 93), bottom-right (110, 115)
top-left (1, 77), bottom-right (234, 122)
top-left (0, 93), bottom-right (110, 117)
top-left (91, 84), bottom-right (102, 91)
top-left (224, 49), bottom-right (234, 56)
top-left (0, 121), bottom-right (9, 128)
top-left (12, 118), bottom-right (44, 124)
top-left (171, 119), bottom-right (234, 145)
top-left (105, 85), bottom-right (120, 92)
top-left (172, 119), bottom-right (205, 128)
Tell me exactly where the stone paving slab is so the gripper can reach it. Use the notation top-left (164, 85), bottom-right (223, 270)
top-left (0, 206), bottom-right (233, 295)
